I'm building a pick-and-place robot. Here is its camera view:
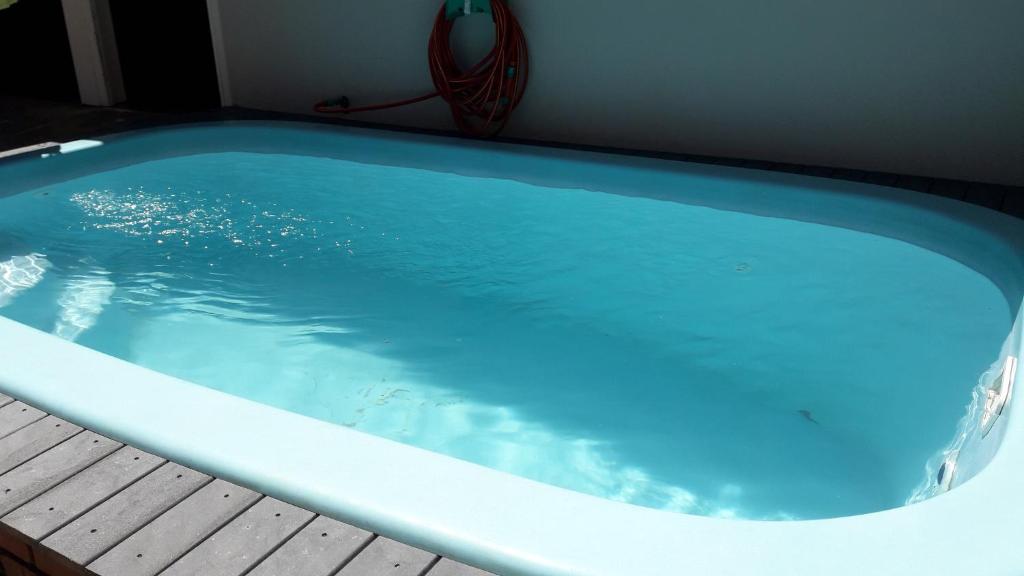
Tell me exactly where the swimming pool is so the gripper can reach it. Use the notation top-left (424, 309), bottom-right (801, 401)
top-left (0, 123), bottom-right (1021, 575)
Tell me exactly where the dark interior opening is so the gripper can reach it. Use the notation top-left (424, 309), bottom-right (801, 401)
top-left (0, 0), bottom-right (79, 101)
top-left (109, 0), bottom-right (221, 112)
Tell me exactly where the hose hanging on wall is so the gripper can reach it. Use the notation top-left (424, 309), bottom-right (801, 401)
top-left (314, 0), bottom-right (528, 137)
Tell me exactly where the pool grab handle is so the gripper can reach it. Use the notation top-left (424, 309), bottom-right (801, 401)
top-left (932, 355), bottom-right (1016, 494)
top-left (937, 354), bottom-right (1015, 494)
top-left (980, 355), bottom-right (1017, 438)
top-left (936, 450), bottom-right (959, 492)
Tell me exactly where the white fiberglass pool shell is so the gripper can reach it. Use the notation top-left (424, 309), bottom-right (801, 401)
top-left (0, 123), bottom-right (1022, 576)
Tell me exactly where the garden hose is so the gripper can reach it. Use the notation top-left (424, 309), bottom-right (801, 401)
top-left (314, 0), bottom-right (528, 137)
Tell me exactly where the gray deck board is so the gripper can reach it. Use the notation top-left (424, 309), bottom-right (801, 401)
top-left (0, 403), bottom-right (47, 440)
top-left (161, 497), bottom-right (315, 576)
top-left (248, 515), bottom-right (374, 576)
top-left (88, 478), bottom-right (261, 576)
top-left (336, 537), bottom-right (439, 576)
top-left (0, 432), bottom-right (120, 517)
top-left (0, 416), bottom-right (81, 476)
top-left (0, 396), bottom-right (495, 576)
top-left (39, 462), bottom-right (209, 566)
top-left (429, 558), bottom-right (496, 576)
top-left (3, 446), bottom-right (164, 540)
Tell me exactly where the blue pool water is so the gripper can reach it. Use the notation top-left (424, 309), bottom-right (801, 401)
top-left (0, 150), bottom-right (1011, 520)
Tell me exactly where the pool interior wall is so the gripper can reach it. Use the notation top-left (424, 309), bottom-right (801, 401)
top-left (0, 148), bottom-right (1013, 521)
top-left (0, 123), bottom-right (1022, 576)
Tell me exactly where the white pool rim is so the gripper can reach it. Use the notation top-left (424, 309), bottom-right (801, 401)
top-left (0, 122), bottom-right (1021, 576)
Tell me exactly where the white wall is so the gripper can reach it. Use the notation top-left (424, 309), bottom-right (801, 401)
top-left (209, 0), bottom-right (1024, 185)
top-left (62, 0), bottom-right (125, 106)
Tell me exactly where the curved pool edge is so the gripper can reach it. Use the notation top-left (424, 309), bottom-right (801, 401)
top-left (1, 121), bottom-right (1023, 575)
top-left (0, 315), bottom-right (1022, 576)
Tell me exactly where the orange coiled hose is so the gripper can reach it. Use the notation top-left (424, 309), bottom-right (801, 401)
top-left (314, 0), bottom-right (528, 137)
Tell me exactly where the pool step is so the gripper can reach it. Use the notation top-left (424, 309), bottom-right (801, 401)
top-left (0, 396), bottom-right (496, 576)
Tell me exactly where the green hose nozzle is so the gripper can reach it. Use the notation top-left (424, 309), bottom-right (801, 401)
top-left (446, 0), bottom-right (491, 20)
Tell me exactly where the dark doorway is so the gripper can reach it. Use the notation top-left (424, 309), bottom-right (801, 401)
top-left (0, 0), bottom-right (79, 101)
top-left (109, 0), bottom-right (220, 112)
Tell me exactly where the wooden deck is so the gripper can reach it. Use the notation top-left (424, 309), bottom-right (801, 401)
top-left (0, 394), bottom-right (493, 576)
